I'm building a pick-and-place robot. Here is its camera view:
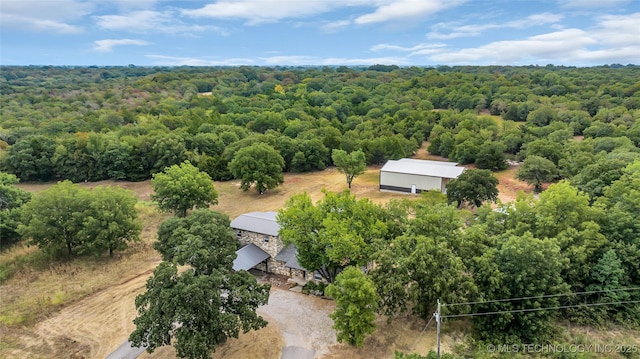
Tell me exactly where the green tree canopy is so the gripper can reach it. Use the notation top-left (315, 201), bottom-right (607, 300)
top-left (155, 209), bottom-right (237, 275)
top-left (278, 190), bottom-right (388, 283)
top-left (331, 149), bottom-right (367, 189)
top-left (445, 169), bottom-right (499, 208)
top-left (129, 262), bottom-right (270, 359)
top-left (19, 181), bottom-right (90, 256)
top-left (229, 142), bottom-right (285, 194)
top-left (0, 172), bottom-right (32, 247)
top-left (326, 266), bottom-right (380, 347)
top-left (130, 209), bottom-right (270, 359)
top-left (371, 234), bottom-right (476, 319)
top-left (471, 233), bottom-right (569, 343)
top-left (18, 181), bottom-right (140, 257)
top-left (79, 186), bottom-right (141, 256)
top-left (516, 155), bottom-right (558, 192)
top-left (151, 161), bottom-right (218, 217)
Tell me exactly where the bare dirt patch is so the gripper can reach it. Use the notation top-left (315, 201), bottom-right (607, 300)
top-left (494, 165), bottom-right (532, 203)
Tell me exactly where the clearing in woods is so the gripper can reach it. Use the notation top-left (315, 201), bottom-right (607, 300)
top-left (5, 148), bottom-right (620, 359)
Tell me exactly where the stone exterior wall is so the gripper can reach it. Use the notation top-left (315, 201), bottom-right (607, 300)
top-left (235, 229), bottom-right (307, 278)
top-left (235, 229), bottom-right (283, 257)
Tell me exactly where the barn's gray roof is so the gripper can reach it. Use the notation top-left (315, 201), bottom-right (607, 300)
top-left (275, 244), bottom-right (305, 271)
top-left (233, 243), bottom-right (270, 271)
top-left (380, 158), bottom-right (465, 179)
top-left (230, 211), bottom-right (280, 236)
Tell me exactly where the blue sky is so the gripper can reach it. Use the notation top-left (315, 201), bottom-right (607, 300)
top-left (1, 0), bottom-right (639, 66)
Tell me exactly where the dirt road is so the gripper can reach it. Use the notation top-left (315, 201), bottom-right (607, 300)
top-left (27, 264), bottom-right (158, 359)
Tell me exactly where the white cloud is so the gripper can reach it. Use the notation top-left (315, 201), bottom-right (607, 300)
top-left (558, 0), bottom-right (631, 9)
top-left (94, 10), bottom-right (228, 35)
top-left (0, 0), bottom-right (92, 33)
top-left (182, 0), bottom-right (464, 27)
top-left (181, 0), bottom-right (339, 24)
top-left (94, 39), bottom-right (151, 53)
top-left (593, 13), bottom-right (640, 46)
top-left (103, 0), bottom-right (159, 11)
top-left (428, 12), bottom-right (564, 39)
top-left (416, 13), bottom-right (640, 65)
top-left (354, 0), bottom-right (464, 25)
top-left (320, 56), bottom-right (409, 65)
top-left (371, 43), bottom-right (446, 52)
top-left (146, 53), bottom-right (408, 66)
top-left (429, 29), bottom-right (596, 64)
top-left (259, 56), bottom-right (318, 65)
top-left (322, 20), bottom-right (351, 33)
top-left (146, 54), bottom-right (256, 66)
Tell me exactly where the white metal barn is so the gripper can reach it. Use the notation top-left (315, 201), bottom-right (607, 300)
top-left (379, 158), bottom-right (465, 194)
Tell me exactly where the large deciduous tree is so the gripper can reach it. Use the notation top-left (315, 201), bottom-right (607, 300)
top-left (471, 233), bottom-right (569, 343)
top-left (130, 209), bottom-right (270, 359)
top-left (516, 155), bottom-right (558, 192)
top-left (79, 186), bottom-right (141, 256)
top-left (371, 234), bottom-right (476, 319)
top-left (326, 266), bottom-right (379, 347)
top-left (331, 149), bottom-right (367, 189)
top-left (445, 169), bottom-right (499, 208)
top-left (151, 161), bottom-right (218, 217)
top-left (278, 190), bottom-right (388, 283)
top-left (229, 142), bottom-right (285, 194)
top-left (19, 181), bottom-right (90, 256)
top-left (18, 181), bottom-right (141, 256)
top-left (0, 172), bottom-right (31, 247)
top-left (155, 209), bottom-right (237, 275)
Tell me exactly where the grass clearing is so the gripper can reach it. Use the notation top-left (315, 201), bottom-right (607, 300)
top-left (0, 200), bottom-right (168, 358)
top-left (5, 159), bottom-right (639, 358)
top-left (3, 167), bottom-right (410, 358)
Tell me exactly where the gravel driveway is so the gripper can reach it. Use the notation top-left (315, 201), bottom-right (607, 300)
top-left (257, 286), bottom-right (337, 358)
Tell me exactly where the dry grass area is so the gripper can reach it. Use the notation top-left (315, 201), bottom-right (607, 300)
top-left (6, 153), bottom-right (640, 359)
top-left (0, 203), bottom-right (168, 359)
top-left (325, 314), bottom-right (440, 359)
top-left (138, 322), bottom-right (284, 359)
top-left (493, 165), bottom-right (533, 203)
top-left (3, 167), bottom-right (412, 359)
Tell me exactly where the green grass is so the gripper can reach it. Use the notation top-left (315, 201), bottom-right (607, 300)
top-left (0, 245), bottom-right (59, 283)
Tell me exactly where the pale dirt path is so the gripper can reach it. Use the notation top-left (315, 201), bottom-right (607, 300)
top-left (29, 263), bottom-right (158, 359)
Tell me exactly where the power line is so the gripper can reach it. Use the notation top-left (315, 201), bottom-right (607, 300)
top-left (442, 287), bottom-right (640, 307)
top-left (442, 300), bottom-right (640, 319)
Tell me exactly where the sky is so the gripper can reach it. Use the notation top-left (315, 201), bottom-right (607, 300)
top-left (1, 0), bottom-right (639, 67)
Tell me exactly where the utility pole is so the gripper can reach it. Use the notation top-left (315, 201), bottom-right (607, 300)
top-left (436, 299), bottom-right (441, 359)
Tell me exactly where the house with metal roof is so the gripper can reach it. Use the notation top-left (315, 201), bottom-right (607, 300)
top-left (379, 158), bottom-right (465, 194)
top-left (230, 211), bottom-right (310, 280)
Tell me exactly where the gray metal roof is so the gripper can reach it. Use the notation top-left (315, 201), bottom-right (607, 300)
top-left (233, 243), bottom-right (270, 271)
top-left (230, 211), bottom-right (280, 236)
top-left (274, 244), bottom-right (305, 271)
top-left (380, 158), bottom-right (465, 179)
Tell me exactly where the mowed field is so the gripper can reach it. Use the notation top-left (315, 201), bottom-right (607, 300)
top-left (7, 147), bottom-right (629, 359)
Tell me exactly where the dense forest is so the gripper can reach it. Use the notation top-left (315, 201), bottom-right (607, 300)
top-left (1, 64), bottom-right (640, 357)
top-left (1, 65), bottom-right (638, 184)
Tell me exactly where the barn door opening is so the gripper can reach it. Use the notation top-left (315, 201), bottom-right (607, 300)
top-left (411, 184), bottom-right (417, 194)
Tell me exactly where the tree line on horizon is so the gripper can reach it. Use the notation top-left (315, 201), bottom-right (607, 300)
top-left (0, 64), bottom-right (638, 185)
